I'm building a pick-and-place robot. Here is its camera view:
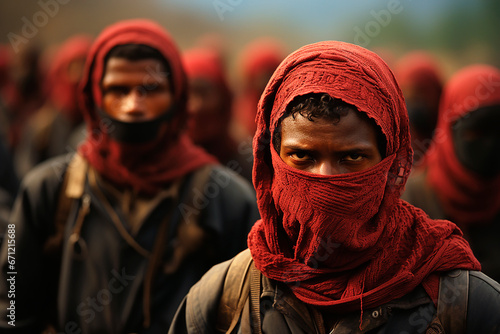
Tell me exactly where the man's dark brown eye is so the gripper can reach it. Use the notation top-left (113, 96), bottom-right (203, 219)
top-left (290, 151), bottom-right (310, 160)
top-left (106, 86), bottom-right (128, 95)
top-left (344, 153), bottom-right (363, 161)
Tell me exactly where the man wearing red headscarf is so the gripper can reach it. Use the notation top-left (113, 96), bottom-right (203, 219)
top-left (14, 34), bottom-right (92, 177)
top-left (232, 37), bottom-right (286, 141)
top-left (169, 42), bottom-right (500, 333)
top-left (403, 64), bottom-right (500, 283)
top-left (0, 19), bottom-right (259, 333)
top-left (183, 47), bottom-right (253, 182)
top-left (394, 51), bottom-right (443, 167)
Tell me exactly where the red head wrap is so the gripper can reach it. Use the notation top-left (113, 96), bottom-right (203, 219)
top-left (395, 51), bottom-right (443, 109)
top-left (426, 64), bottom-right (500, 225)
top-left (248, 41), bottom-right (479, 312)
top-left (47, 34), bottom-right (92, 124)
top-left (235, 37), bottom-right (286, 136)
top-left (78, 19), bottom-right (215, 195)
top-left (183, 47), bottom-right (229, 96)
top-left (394, 51), bottom-right (443, 167)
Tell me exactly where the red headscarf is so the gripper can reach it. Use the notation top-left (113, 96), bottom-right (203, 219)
top-left (47, 34), bottom-right (92, 124)
top-left (395, 51), bottom-right (443, 111)
top-left (235, 37), bottom-right (286, 137)
top-left (78, 19), bottom-right (216, 195)
top-left (247, 41), bottom-right (480, 312)
top-left (395, 51), bottom-right (443, 166)
top-left (183, 47), bottom-right (229, 96)
top-left (426, 64), bottom-right (500, 226)
top-left (182, 47), bottom-right (236, 162)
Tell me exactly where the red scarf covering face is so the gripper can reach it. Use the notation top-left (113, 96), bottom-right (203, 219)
top-left (248, 41), bottom-right (480, 312)
top-left (78, 19), bottom-right (216, 195)
top-left (48, 34), bottom-right (92, 124)
top-left (426, 65), bottom-right (500, 226)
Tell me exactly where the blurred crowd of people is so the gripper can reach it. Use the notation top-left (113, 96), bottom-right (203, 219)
top-left (0, 17), bottom-right (499, 333)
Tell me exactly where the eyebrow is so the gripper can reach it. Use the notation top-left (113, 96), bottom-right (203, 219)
top-left (281, 141), bottom-right (377, 152)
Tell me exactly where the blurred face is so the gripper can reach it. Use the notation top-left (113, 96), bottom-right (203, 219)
top-left (279, 108), bottom-right (382, 175)
top-left (452, 105), bottom-right (500, 178)
top-left (101, 57), bottom-right (173, 122)
top-left (67, 57), bottom-right (86, 85)
top-left (187, 77), bottom-right (227, 143)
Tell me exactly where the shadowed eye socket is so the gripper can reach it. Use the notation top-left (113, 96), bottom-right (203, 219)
top-left (104, 85), bottom-right (129, 95)
top-left (290, 151), bottom-right (311, 160)
top-left (343, 153), bottom-right (364, 162)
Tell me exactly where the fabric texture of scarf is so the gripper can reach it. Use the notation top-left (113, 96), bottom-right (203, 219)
top-left (425, 64), bottom-right (500, 226)
top-left (78, 19), bottom-right (216, 195)
top-left (247, 41), bottom-right (480, 312)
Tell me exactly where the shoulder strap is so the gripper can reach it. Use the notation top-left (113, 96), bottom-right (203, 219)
top-left (43, 154), bottom-right (88, 254)
top-left (249, 262), bottom-right (262, 334)
top-left (216, 248), bottom-right (254, 333)
top-left (437, 269), bottom-right (469, 334)
top-left (144, 165), bottom-right (216, 328)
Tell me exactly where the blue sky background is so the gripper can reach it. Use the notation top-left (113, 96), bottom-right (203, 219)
top-left (1, 0), bottom-right (497, 78)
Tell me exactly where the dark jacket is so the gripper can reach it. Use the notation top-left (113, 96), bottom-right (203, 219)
top-left (0, 153), bottom-right (259, 334)
top-left (169, 250), bottom-right (500, 334)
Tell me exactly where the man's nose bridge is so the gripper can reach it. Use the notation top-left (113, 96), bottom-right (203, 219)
top-left (123, 87), bottom-right (144, 111)
top-left (188, 93), bottom-right (202, 115)
top-left (318, 161), bottom-right (336, 176)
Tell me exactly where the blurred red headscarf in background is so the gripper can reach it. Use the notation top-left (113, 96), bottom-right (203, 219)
top-left (394, 51), bottom-right (443, 166)
top-left (47, 34), bottom-right (92, 125)
top-left (234, 37), bottom-right (286, 138)
top-left (183, 47), bottom-right (237, 163)
top-left (426, 64), bottom-right (500, 226)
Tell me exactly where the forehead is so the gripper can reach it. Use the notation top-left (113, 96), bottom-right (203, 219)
top-left (280, 108), bottom-right (379, 143)
top-left (101, 57), bottom-right (168, 84)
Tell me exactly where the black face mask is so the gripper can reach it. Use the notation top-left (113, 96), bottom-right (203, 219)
top-left (452, 105), bottom-right (500, 178)
top-left (97, 106), bottom-right (175, 144)
top-left (406, 101), bottom-right (437, 139)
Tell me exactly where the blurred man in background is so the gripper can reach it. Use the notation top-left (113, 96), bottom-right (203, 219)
top-left (394, 51), bottom-right (443, 167)
top-left (403, 64), bottom-right (500, 282)
top-left (14, 34), bottom-right (92, 177)
top-left (232, 37), bottom-right (286, 141)
top-left (183, 47), bottom-right (253, 182)
top-left (0, 19), bottom-right (258, 333)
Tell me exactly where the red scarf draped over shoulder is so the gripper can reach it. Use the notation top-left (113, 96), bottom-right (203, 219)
top-left (78, 19), bottom-right (215, 195)
top-left (248, 41), bottom-right (480, 312)
top-left (426, 65), bottom-right (500, 225)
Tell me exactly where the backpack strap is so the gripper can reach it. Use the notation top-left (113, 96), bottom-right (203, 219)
top-left (43, 154), bottom-right (87, 254)
top-left (437, 269), bottom-right (469, 334)
top-left (249, 262), bottom-right (263, 334)
top-left (143, 164), bottom-right (214, 328)
top-left (216, 248), bottom-right (254, 333)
